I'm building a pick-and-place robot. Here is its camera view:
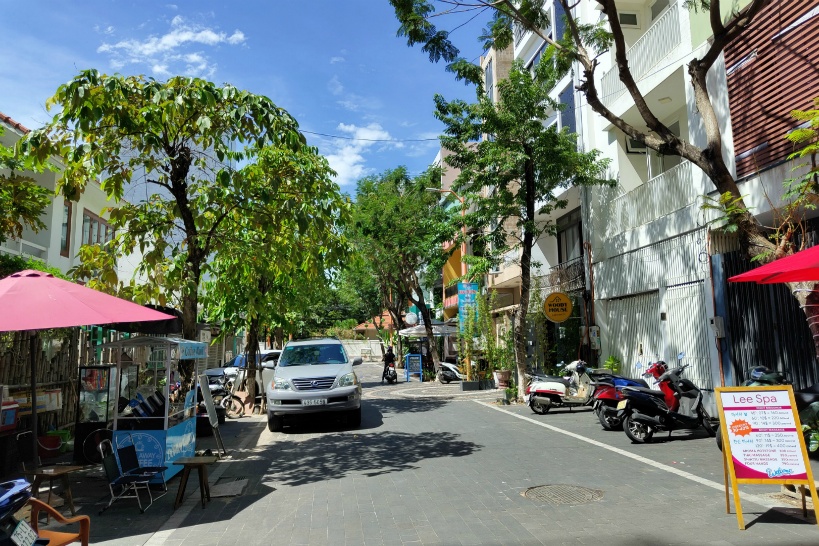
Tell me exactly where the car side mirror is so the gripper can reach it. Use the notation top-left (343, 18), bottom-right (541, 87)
top-left (262, 361), bottom-right (276, 369)
top-left (352, 357), bottom-right (363, 366)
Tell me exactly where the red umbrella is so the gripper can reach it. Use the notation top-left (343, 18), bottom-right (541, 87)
top-left (728, 245), bottom-right (819, 284)
top-left (0, 270), bottom-right (176, 469)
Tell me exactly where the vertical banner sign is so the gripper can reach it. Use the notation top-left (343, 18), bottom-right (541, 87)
top-left (716, 386), bottom-right (819, 529)
top-left (458, 282), bottom-right (479, 332)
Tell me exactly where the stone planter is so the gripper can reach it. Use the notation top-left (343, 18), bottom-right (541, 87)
top-left (479, 379), bottom-right (496, 390)
top-left (493, 370), bottom-right (512, 389)
top-left (460, 380), bottom-right (481, 391)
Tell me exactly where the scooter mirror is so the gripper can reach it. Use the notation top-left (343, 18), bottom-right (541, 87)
top-left (677, 352), bottom-right (685, 361)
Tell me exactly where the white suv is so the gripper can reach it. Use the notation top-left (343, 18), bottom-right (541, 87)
top-left (265, 338), bottom-right (362, 431)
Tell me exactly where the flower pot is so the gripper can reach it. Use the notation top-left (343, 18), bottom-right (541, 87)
top-left (493, 370), bottom-right (512, 389)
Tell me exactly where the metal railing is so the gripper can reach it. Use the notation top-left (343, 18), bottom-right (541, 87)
top-left (0, 238), bottom-right (48, 260)
top-left (540, 256), bottom-right (585, 293)
top-left (600, 1), bottom-right (681, 107)
top-left (604, 161), bottom-right (695, 237)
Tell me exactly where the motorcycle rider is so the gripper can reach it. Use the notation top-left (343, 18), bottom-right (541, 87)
top-left (382, 346), bottom-right (396, 384)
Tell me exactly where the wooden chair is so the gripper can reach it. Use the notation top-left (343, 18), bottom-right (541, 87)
top-left (28, 497), bottom-right (90, 546)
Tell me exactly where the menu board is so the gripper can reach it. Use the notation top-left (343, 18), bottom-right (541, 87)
top-left (718, 388), bottom-right (807, 480)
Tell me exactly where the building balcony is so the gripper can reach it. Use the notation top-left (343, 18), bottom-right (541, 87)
top-left (602, 160), bottom-right (695, 238)
top-left (600, 1), bottom-right (681, 108)
top-left (542, 256), bottom-right (585, 293)
top-left (0, 238), bottom-right (48, 261)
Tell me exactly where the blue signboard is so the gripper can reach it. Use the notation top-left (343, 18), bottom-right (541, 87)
top-left (405, 354), bottom-right (423, 382)
top-left (178, 341), bottom-right (208, 360)
top-left (458, 282), bottom-right (479, 332)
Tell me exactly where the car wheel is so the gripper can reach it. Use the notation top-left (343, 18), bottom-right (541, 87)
top-left (623, 414), bottom-right (653, 444)
top-left (347, 407), bottom-right (362, 428)
top-left (268, 414), bottom-right (283, 432)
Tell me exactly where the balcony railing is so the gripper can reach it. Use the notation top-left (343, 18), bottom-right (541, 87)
top-left (600, 1), bottom-right (681, 107)
top-left (604, 161), bottom-right (695, 237)
top-left (0, 238), bottom-right (47, 260)
top-left (541, 256), bottom-right (585, 293)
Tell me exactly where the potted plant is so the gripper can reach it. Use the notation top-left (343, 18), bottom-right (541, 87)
top-left (492, 329), bottom-right (515, 389)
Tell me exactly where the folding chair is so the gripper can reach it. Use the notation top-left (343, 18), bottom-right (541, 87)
top-left (97, 440), bottom-right (156, 514)
top-left (116, 442), bottom-right (168, 498)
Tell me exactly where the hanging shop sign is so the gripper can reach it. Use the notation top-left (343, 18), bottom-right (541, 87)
top-left (543, 292), bottom-right (573, 323)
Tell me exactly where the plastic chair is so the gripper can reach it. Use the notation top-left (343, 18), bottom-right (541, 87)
top-left (97, 440), bottom-right (155, 514)
top-left (28, 497), bottom-right (90, 546)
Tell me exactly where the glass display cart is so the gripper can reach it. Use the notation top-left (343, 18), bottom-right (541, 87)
top-left (95, 337), bottom-right (208, 481)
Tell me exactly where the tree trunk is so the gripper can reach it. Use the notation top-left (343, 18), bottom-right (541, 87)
top-left (514, 156), bottom-right (537, 399)
top-left (245, 317), bottom-right (260, 404)
top-left (415, 291), bottom-right (442, 370)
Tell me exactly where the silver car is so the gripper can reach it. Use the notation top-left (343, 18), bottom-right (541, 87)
top-left (265, 338), bottom-right (362, 431)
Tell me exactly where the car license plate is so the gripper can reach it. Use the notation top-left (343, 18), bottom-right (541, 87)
top-left (302, 399), bottom-right (327, 406)
top-left (616, 400), bottom-right (628, 410)
top-left (11, 519), bottom-right (38, 546)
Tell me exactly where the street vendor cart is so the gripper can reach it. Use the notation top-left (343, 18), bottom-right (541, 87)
top-left (87, 337), bottom-right (208, 481)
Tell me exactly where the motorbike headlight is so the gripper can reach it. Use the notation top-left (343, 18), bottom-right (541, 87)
top-left (272, 377), bottom-right (291, 391)
top-left (336, 372), bottom-right (358, 388)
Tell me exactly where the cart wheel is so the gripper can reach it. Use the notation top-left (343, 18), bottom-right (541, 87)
top-left (82, 428), bottom-right (114, 464)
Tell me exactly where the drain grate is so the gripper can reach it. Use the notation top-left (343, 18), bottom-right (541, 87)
top-left (523, 484), bottom-right (604, 505)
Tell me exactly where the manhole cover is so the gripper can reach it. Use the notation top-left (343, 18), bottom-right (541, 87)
top-left (523, 484), bottom-right (604, 505)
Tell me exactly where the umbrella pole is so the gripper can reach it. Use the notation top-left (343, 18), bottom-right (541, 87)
top-left (30, 332), bottom-right (38, 472)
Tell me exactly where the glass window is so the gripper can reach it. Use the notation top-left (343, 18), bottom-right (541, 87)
top-left (559, 85), bottom-right (576, 135)
top-left (651, 0), bottom-right (670, 22)
top-left (485, 59), bottom-right (494, 103)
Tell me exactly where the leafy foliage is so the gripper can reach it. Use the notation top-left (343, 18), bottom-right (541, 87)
top-left (0, 253), bottom-right (67, 280)
top-left (0, 127), bottom-right (52, 245)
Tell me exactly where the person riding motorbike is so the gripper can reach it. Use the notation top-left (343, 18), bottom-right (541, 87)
top-left (382, 346), bottom-right (396, 383)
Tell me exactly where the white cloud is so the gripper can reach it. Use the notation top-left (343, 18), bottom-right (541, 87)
top-left (330, 56), bottom-right (345, 64)
top-left (324, 123), bottom-right (401, 189)
top-left (96, 15), bottom-right (245, 78)
top-left (328, 76), bottom-right (343, 96)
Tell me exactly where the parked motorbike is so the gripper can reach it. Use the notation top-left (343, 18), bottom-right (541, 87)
top-left (382, 361), bottom-right (398, 384)
top-left (438, 361), bottom-right (464, 383)
top-left (715, 366), bottom-right (819, 458)
top-left (617, 357), bottom-right (716, 443)
top-left (592, 373), bottom-right (649, 430)
top-left (0, 479), bottom-right (47, 546)
top-left (524, 360), bottom-right (598, 414)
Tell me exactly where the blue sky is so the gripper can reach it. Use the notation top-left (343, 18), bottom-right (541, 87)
top-left (0, 1), bottom-right (490, 194)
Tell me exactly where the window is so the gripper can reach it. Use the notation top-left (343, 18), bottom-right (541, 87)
top-left (651, 0), bottom-right (670, 22)
top-left (619, 12), bottom-right (639, 28)
top-left (82, 210), bottom-right (113, 246)
top-left (553, 1), bottom-right (566, 40)
top-left (557, 209), bottom-right (582, 264)
top-left (484, 59), bottom-right (494, 103)
top-left (559, 85), bottom-right (576, 134)
top-left (60, 201), bottom-right (72, 257)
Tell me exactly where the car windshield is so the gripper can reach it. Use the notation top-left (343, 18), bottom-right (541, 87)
top-left (278, 344), bottom-right (348, 367)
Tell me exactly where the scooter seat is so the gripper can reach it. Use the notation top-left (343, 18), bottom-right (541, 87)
top-left (535, 375), bottom-right (571, 386)
top-left (622, 386), bottom-right (665, 398)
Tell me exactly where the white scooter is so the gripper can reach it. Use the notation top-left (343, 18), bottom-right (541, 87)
top-left (438, 361), bottom-right (464, 383)
top-left (524, 360), bottom-right (599, 414)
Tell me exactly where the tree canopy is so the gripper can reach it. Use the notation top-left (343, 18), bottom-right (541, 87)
top-left (0, 126), bottom-right (51, 245)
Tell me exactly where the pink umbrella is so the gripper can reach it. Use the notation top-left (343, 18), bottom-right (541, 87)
top-left (0, 270), bottom-right (176, 469)
top-left (729, 245), bottom-right (819, 284)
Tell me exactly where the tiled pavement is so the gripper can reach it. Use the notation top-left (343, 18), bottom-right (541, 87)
top-left (47, 362), bottom-right (819, 545)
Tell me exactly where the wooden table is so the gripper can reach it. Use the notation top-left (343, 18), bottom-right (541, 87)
top-left (28, 465), bottom-right (84, 516)
top-left (172, 456), bottom-right (218, 509)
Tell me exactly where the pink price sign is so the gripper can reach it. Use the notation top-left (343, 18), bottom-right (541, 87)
top-left (719, 388), bottom-right (806, 480)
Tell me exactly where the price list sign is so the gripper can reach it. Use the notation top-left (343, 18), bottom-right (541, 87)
top-left (716, 386), bottom-right (819, 530)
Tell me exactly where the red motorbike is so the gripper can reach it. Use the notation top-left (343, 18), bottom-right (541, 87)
top-left (592, 373), bottom-right (649, 430)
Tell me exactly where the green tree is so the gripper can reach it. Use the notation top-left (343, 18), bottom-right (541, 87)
top-left (202, 144), bottom-right (349, 400)
top-left (21, 70), bottom-right (311, 385)
top-left (436, 59), bottom-right (611, 392)
top-left (0, 126), bottom-right (51, 245)
top-left (350, 166), bottom-right (457, 368)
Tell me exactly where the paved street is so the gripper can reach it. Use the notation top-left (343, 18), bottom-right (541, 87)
top-left (81, 361), bottom-right (819, 545)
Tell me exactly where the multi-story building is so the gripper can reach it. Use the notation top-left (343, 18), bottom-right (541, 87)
top-left (1, 112), bottom-right (115, 276)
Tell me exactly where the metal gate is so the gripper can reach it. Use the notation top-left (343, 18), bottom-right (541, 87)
top-left (664, 281), bottom-right (713, 391)
top-left (608, 291), bottom-right (661, 379)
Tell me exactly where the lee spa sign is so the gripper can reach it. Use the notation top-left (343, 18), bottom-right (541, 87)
top-left (543, 292), bottom-right (573, 323)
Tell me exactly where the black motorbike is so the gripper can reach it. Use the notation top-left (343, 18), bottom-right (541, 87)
top-left (617, 361), bottom-right (716, 443)
top-left (382, 361), bottom-right (398, 384)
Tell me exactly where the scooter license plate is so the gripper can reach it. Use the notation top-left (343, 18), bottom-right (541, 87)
top-left (616, 400), bottom-right (628, 410)
top-left (11, 520), bottom-right (38, 546)
top-left (302, 399), bottom-right (327, 406)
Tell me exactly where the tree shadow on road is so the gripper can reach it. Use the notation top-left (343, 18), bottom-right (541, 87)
top-left (263, 429), bottom-right (480, 486)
